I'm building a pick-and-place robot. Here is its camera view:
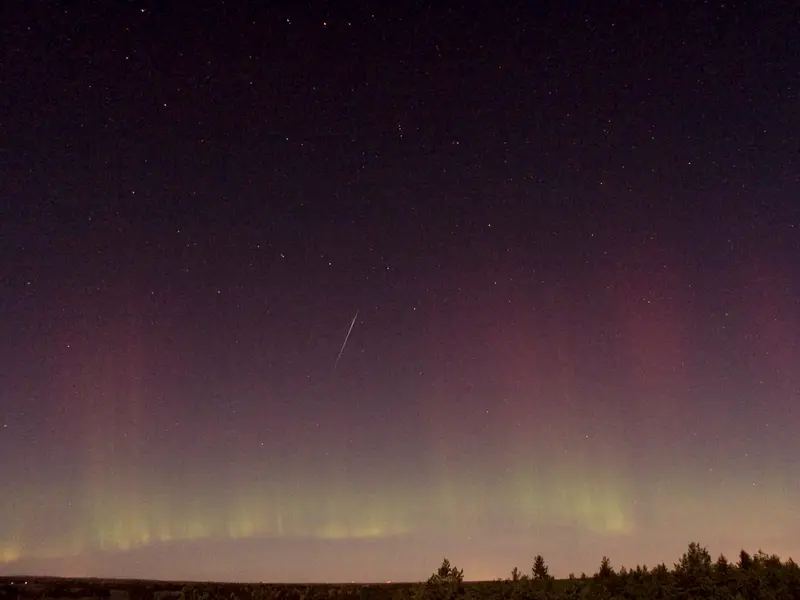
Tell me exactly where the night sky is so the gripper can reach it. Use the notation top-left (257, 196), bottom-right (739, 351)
top-left (2, 0), bottom-right (799, 584)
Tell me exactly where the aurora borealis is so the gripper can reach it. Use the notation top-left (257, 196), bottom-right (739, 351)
top-left (1, 0), bottom-right (799, 584)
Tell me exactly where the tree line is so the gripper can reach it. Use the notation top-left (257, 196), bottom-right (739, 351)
top-left (1, 542), bottom-right (798, 600)
top-left (415, 543), bottom-right (800, 599)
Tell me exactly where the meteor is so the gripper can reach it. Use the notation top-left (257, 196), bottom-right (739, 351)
top-left (333, 310), bottom-right (359, 370)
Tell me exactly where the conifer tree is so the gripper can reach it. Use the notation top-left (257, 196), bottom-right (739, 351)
top-left (596, 556), bottom-right (614, 580)
top-left (674, 542), bottom-right (714, 598)
top-left (737, 549), bottom-right (753, 570)
top-left (420, 558), bottom-right (464, 600)
top-left (531, 555), bottom-right (551, 581)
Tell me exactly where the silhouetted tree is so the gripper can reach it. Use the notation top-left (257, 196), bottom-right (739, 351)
top-left (757, 551), bottom-right (787, 599)
top-left (673, 542), bottom-right (714, 599)
top-left (713, 554), bottom-right (730, 578)
top-left (785, 558), bottom-right (800, 599)
top-left (588, 556), bottom-right (621, 599)
top-left (711, 553), bottom-right (737, 597)
top-left (649, 563), bottom-right (675, 599)
top-left (617, 565), bottom-right (650, 599)
top-left (737, 549), bottom-right (753, 571)
top-left (531, 556), bottom-right (551, 581)
top-left (418, 558), bottom-right (464, 600)
top-left (596, 556), bottom-right (614, 580)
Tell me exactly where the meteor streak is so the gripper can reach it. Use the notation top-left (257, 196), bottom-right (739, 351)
top-left (334, 310), bottom-right (359, 370)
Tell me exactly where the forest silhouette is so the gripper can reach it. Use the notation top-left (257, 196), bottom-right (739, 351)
top-left (2, 541), bottom-right (799, 600)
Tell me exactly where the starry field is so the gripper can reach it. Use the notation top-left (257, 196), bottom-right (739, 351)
top-left (1, 0), bottom-right (798, 583)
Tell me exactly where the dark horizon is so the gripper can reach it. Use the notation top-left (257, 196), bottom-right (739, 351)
top-left (0, 543), bottom-right (794, 585)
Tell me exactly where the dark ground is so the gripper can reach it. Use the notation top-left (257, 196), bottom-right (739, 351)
top-left (0, 576), bottom-right (571, 600)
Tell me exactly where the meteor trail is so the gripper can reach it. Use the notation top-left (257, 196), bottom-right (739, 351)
top-left (334, 310), bottom-right (359, 370)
